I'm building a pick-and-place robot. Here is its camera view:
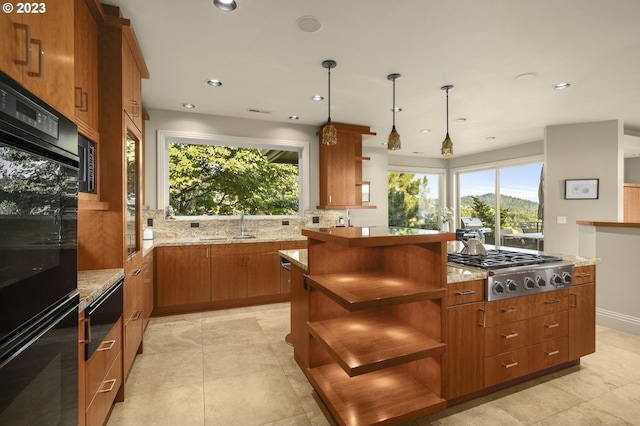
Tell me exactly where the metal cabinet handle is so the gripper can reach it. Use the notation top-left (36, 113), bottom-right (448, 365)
top-left (79, 317), bottom-right (91, 344)
top-left (13, 23), bottom-right (31, 66)
top-left (478, 308), bottom-right (486, 327)
top-left (131, 269), bottom-right (142, 277)
top-left (570, 292), bottom-right (578, 308)
top-left (545, 322), bottom-right (560, 329)
top-left (97, 339), bottom-right (116, 352)
top-left (501, 332), bottom-right (519, 339)
top-left (544, 299), bottom-right (560, 305)
top-left (501, 307), bottom-right (519, 314)
top-left (502, 360), bottom-right (519, 369)
top-left (98, 379), bottom-right (117, 393)
top-left (545, 349), bottom-right (560, 356)
top-left (456, 290), bottom-right (476, 296)
top-left (576, 273), bottom-right (592, 279)
top-left (131, 310), bottom-right (142, 321)
top-left (80, 92), bottom-right (88, 112)
top-left (27, 38), bottom-right (43, 77)
top-left (75, 87), bottom-right (83, 108)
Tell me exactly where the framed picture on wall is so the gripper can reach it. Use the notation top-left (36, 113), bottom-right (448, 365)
top-left (565, 179), bottom-right (599, 199)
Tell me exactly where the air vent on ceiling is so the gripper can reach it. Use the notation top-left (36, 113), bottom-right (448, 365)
top-left (247, 108), bottom-right (272, 114)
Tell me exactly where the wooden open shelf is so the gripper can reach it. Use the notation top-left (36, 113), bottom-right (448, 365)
top-left (308, 363), bottom-right (446, 426)
top-left (308, 311), bottom-right (446, 376)
top-left (306, 272), bottom-right (446, 311)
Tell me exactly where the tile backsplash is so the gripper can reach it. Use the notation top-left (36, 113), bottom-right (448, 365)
top-left (142, 209), bottom-right (349, 240)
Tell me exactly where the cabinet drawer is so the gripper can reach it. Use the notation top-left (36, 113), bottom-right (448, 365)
top-left (446, 280), bottom-right (485, 306)
top-left (573, 265), bottom-right (595, 285)
top-left (85, 352), bottom-right (122, 426)
top-left (485, 297), bottom-right (532, 327)
top-left (85, 316), bottom-right (122, 404)
top-left (531, 290), bottom-right (568, 317)
top-left (484, 337), bottom-right (568, 388)
top-left (530, 312), bottom-right (568, 344)
top-left (484, 319), bottom-right (530, 357)
top-left (209, 242), bottom-right (280, 256)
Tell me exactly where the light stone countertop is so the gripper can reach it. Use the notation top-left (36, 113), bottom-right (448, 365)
top-left (78, 268), bottom-right (125, 312)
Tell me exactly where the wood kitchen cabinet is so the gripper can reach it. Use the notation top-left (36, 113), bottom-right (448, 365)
top-left (156, 245), bottom-right (211, 307)
top-left (569, 265), bottom-right (596, 359)
top-left (444, 280), bottom-right (485, 400)
top-left (301, 228), bottom-right (449, 425)
top-left (74, 0), bottom-right (101, 140)
top-left (141, 252), bottom-right (154, 331)
top-left (623, 183), bottom-right (640, 222)
top-left (0, 0), bottom-right (75, 119)
top-left (122, 36), bottom-right (143, 132)
top-left (317, 123), bottom-right (376, 209)
top-left (123, 262), bottom-right (143, 381)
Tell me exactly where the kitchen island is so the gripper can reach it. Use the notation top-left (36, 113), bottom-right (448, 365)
top-left (283, 227), bottom-right (599, 425)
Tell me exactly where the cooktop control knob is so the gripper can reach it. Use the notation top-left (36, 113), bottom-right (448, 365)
top-left (551, 274), bottom-right (563, 286)
top-left (506, 279), bottom-right (517, 293)
top-left (536, 276), bottom-right (546, 287)
top-left (563, 272), bottom-right (572, 283)
top-left (493, 281), bottom-right (505, 295)
top-left (524, 277), bottom-right (535, 290)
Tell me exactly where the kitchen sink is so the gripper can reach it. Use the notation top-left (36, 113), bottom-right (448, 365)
top-left (232, 234), bottom-right (256, 239)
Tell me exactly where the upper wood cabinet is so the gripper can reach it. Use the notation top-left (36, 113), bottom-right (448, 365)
top-left (0, 0), bottom-right (75, 118)
top-left (74, 0), bottom-right (101, 140)
top-left (624, 183), bottom-right (640, 222)
top-left (317, 123), bottom-right (376, 209)
top-left (122, 39), bottom-right (143, 131)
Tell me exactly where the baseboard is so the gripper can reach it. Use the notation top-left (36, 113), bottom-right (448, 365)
top-left (596, 307), bottom-right (640, 336)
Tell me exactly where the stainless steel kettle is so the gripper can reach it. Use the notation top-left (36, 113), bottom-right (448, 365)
top-left (460, 237), bottom-right (487, 256)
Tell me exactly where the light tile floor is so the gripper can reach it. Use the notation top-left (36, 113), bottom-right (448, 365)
top-left (107, 303), bottom-right (640, 426)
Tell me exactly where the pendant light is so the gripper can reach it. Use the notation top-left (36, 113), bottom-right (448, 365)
top-left (321, 60), bottom-right (337, 146)
top-left (440, 84), bottom-right (454, 157)
top-left (387, 73), bottom-right (401, 151)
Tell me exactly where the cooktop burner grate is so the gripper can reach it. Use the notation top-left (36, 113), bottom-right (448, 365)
top-left (447, 250), bottom-right (563, 270)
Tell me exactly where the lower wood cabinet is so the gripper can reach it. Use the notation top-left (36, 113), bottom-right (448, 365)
top-left (569, 266), bottom-right (596, 359)
top-left (123, 262), bottom-right (144, 381)
top-left (156, 245), bottom-right (210, 307)
top-left (82, 316), bottom-right (123, 426)
top-left (141, 252), bottom-right (154, 331)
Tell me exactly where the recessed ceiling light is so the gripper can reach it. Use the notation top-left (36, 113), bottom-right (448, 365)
top-left (391, 107), bottom-right (402, 112)
top-left (412, 152), bottom-right (424, 154)
top-left (289, 115), bottom-right (299, 120)
top-left (297, 16), bottom-right (322, 33)
top-left (486, 136), bottom-right (496, 140)
top-left (554, 82), bottom-right (572, 90)
top-left (515, 72), bottom-right (537, 81)
top-left (420, 129), bottom-right (431, 133)
top-left (182, 103), bottom-right (195, 109)
top-left (311, 95), bottom-right (324, 101)
top-left (206, 79), bottom-right (222, 87)
top-left (455, 118), bottom-right (467, 122)
top-left (212, 0), bottom-right (236, 11)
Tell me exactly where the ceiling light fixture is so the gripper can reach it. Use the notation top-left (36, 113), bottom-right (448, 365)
top-left (289, 115), bottom-right (299, 120)
top-left (206, 79), bottom-right (222, 87)
top-left (212, 0), bottom-right (237, 11)
top-left (182, 103), bottom-right (195, 109)
top-left (321, 59), bottom-right (337, 146)
top-left (553, 82), bottom-right (572, 90)
top-left (440, 85), bottom-right (454, 157)
top-left (311, 95), bottom-right (324, 101)
top-left (420, 129), bottom-right (431, 133)
top-left (387, 73), bottom-right (402, 151)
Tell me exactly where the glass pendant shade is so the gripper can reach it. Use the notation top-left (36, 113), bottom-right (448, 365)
top-left (321, 60), bottom-right (337, 146)
top-left (322, 121), bottom-right (337, 146)
top-left (388, 126), bottom-right (401, 150)
top-left (387, 73), bottom-right (401, 150)
top-left (440, 85), bottom-right (454, 157)
top-left (441, 133), bottom-right (453, 157)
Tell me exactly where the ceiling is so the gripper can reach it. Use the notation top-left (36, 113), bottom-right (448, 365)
top-left (103, 0), bottom-right (640, 158)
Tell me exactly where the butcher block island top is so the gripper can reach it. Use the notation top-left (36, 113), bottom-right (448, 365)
top-left (299, 227), bottom-right (454, 425)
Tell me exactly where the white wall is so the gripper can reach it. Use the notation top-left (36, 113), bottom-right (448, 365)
top-left (544, 120), bottom-right (623, 255)
top-left (624, 157), bottom-right (640, 183)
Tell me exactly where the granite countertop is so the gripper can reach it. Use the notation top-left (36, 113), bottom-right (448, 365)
top-left (78, 268), bottom-right (125, 312)
top-left (144, 235), bottom-right (307, 249)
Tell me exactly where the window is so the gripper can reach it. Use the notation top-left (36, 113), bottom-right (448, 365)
top-left (456, 159), bottom-right (544, 249)
top-left (388, 168), bottom-right (445, 229)
top-left (157, 131), bottom-right (310, 217)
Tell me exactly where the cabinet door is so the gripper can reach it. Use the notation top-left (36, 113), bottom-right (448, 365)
top-left (156, 246), bottom-right (211, 307)
top-left (247, 251), bottom-right (280, 297)
top-left (445, 302), bottom-right (485, 399)
top-left (1, 0), bottom-right (74, 118)
top-left (122, 38), bottom-right (142, 131)
top-left (141, 253), bottom-right (154, 330)
top-left (568, 283), bottom-right (596, 359)
top-left (74, 0), bottom-right (100, 138)
top-left (123, 267), bottom-right (142, 380)
top-left (210, 253), bottom-right (247, 300)
top-left (290, 264), bottom-right (309, 367)
top-left (319, 131), bottom-right (357, 207)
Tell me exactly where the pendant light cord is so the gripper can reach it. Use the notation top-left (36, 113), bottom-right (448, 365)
top-left (392, 79), bottom-right (396, 128)
top-left (446, 88), bottom-right (449, 134)
top-left (327, 66), bottom-right (332, 123)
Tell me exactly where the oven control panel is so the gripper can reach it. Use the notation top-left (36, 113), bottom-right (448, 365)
top-left (487, 262), bottom-right (574, 301)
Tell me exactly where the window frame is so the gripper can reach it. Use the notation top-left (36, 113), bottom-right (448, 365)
top-left (387, 165), bottom-right (447, 228)
top-left (156, 130), bottom-right (310, 217)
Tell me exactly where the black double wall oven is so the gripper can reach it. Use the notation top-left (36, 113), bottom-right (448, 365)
top-left (0, 71), bottom-right (79, 425)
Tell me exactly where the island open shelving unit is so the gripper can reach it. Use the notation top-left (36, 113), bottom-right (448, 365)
top-left (300, 227), bottom-right (454, 425)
